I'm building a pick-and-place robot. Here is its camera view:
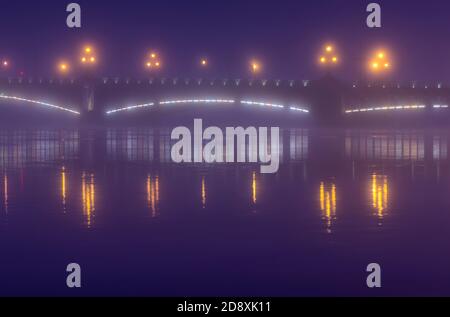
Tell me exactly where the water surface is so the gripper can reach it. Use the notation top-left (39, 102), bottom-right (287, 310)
top-left (0, 127), bottom-right (449, 296)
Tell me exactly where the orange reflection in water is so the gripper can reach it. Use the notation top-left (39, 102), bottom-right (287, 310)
top-left (371, 174), bottom-right (389, 224)
top-left (252, 172), bottom-right (257, 204)
top-left (319, 182), bottom-right (337, 233)
top-left (3, 173), bottom-right (8, 214)
top-left (147, 174), bottom-right (160, 217)
top-left (201, 176), bottom-right (206, 209)
top-left (82, 172), bottom-right (95, 228)
top-left (61, 167), bottom-right (67, 213)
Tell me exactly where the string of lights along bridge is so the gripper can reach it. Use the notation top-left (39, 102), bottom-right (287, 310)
top-left (344, 104), bottom-right (449, 114)
top-left (0, 44), bottom-right (392, 76)
top-left (106, 99), bottom-right (310, 115)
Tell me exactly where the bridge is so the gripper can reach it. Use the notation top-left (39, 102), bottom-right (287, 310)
top-left (0, 76), bottom-right (449, 125)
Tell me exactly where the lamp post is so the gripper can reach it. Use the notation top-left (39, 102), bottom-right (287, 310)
top-left (80, 46), bottom-right (97, 67)
top-left (58, 61), bottom-right (70, 75)
top-left (145, 51), bottom-right (162, 71)
top-left (369, 50), bottom-right (391, 74)
top-left (318, 44), bottom-right (339, 73)
top-left (1, 59), bottom-right (10, 75)
top-left (79, 45), bottom-right (98, 114)
top-left (250, 60), bottom-right (261, 76)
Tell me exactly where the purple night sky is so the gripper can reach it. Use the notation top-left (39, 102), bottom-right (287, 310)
top-left (0, 0), bottom-right (449, 80)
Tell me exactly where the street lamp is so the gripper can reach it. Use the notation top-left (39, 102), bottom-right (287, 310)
top-left (369, 50), bottom-right (391, 73)
top-left (145, 51), bottom-right (162, 71)
top-left (1, 59), bottom-right (9, 69)
top-left (200, 58), bottom-right (208, 67)
top-left (318, 43), bottom-right (339, 67)
top-left (251, 60), bottom-right (261, 74)
top-left (58, 61), bottom-right (70, 74)
top-left (81, 45), bottom-right (97, 65)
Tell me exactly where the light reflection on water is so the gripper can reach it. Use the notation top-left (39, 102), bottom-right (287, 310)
top-left (319, 181), bottom-right (337, 233)
top-left (0, 128), bottom-right (448, 228)
top-left (0, 128), bottom-right (450, 296)
top-left (371, 174), bottom-right (389, 225)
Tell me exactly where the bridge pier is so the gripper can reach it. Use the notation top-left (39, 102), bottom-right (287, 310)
top-left (309, 75), bottom-right (344, 125)
top-left (80, 77), bottom-right (105, 124)
top-left (83, 83), bottom-right (95, 113)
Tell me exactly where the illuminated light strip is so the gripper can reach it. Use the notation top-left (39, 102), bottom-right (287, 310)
top-left (240, 100), bottom-right (284, 109)
top-left (106, 103), bottom-right (154, 115)
top-left (0, 94), bottom-right (80, 115)
top-left (433, 105), bottom-right (449, 109)
top-left (289, 106), bottom-right (309, 113)
top-left (159, 99), bottom-right (235, 105)
top-left (345, 105), bottom-right (426, 114)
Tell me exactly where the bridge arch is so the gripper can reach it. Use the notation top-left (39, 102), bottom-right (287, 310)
top-left (0, 94), bottom-right (80, 115)
top-left (105, 97), bottom-right (310, 116)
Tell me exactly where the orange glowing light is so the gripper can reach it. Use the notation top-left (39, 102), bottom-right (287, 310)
top-left (251, 61), bottom-right (261, 73)
top-left (80, 45), bottom-right (97, 65)
top-left (318, 43), bottom-right (339, 67)
top-left (369, 50), bottom-right (392, 73)
top-left (145, 51), bottom-right (162, 70)
top-left (59, 62), bottom-right (69, 73)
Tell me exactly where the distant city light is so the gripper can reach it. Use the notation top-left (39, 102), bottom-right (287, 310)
top-left (2, 60), bottom-right (8, 68)
top-left (326, 45), bottom-right (333, 52)
top-left (201, 58), bottom-right (208, 66)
